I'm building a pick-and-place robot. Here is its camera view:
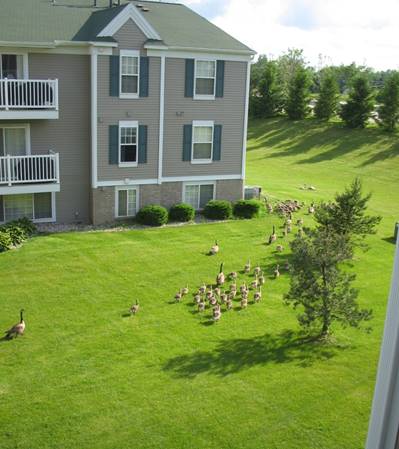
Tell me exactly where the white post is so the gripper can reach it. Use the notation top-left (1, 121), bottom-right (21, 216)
top-left (6, 154), bottom-right (11, 186)
top-left (4, 78), bottom-right (9, 110)
top-left (54, 79), bottom-right (59, 111)
top-left (55, 153), bottom-right (60, 183)
top-left (158, 55), bottom-right (165, 184)
top-left (90, 48), bottom-right (98, 189)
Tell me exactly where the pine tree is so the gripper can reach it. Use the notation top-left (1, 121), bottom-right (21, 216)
top-left (285, 67), bottom-right (311, 120)
top-left (378, 72), bottom-right (399, 132)
top-left (314, 72), bottom-right (339, 120)
top-left (339, 76), bottom-right (374, 128)
top-left (285, 228), bottom-right (372, 339)
top-left (257, 61), bottom-right (284, 117)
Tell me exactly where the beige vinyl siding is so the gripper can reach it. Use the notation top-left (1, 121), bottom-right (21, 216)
top-left (163, 58), bottom-right (246, 178)
top-left (28, 53), bottom-right (91, 224)
top-left (97, 19), bottom-right (160, 182)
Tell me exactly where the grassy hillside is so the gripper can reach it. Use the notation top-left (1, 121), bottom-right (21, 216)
top-left (0, 117), bottom-right (398, 449)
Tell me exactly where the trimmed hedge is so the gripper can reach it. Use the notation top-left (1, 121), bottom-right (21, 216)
top-left (0, 230), bottom-right (12, 252)
top-left (169, 203), bottom-right (195, 222)
top-left (203, 200), bottom-right (232, 220)
top-left (233, 199), bottom-right (263, 219)
top-left (136, 205), bottom-right (168, 227)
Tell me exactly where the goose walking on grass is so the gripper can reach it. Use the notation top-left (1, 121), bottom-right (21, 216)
top-left (240, 297), bottom-right (248, 309)
top-left (198, 301), bottom-right (206, 312)
top-left (254, 287), bottom-right (262, 303)
top-left (199, 283), bottom-right (207, 295)
top-left (213, 304), bottom-right (222, 322)
top-left (216, 263), bottom-right (225, 286)
top-left (226, 298), bottom-right (233, 310)
top-left (182, 285), bottom-right (189, 296)
top-left (254, 266), bottom-right (261, 276)
top-left (229, 271), bottom-right (237, 280)
top-left (308, 202), bottom-right (315, 214)
top-left (268, 226), bottom-right (277, 245)
top-left (274, 265), bottom-right (280, 279)
top-left (276, 244), bottom-right (284, 252)
top-left (175, 290), bottom-right (183, 303)
top-left (210, 241), bottom-right (219, 255)
top-left (5, 309), bottom-right (25, 339)
top-left (244, 259), bottom-right (251, 274)
top-left (258, 272), bottom-right (265, 286)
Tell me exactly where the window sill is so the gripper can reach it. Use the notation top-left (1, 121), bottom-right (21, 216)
top-left (190, 159), bottom-right (213, 165)
top-left (119, 93), bottom-right (139, 100)
top-left (193, 95), bottom-right (216, 101)
top-left (118, 162), bottom-right (138, 168)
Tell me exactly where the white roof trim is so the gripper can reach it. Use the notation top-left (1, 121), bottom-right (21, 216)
top-left (97, 3), bottom-right (161, 41)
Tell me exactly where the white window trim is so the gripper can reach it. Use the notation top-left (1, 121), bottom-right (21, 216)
top-left (193, 59), bottom-right (216, 101)
top-left (119, 49), bottom-right (140, 99)
top-left (114, 186), bottom-right (139, 218)
top-left (0, 123), bottom-right (31, 156)
top-left (191, 120), bottom-right (214, 164)
top-left (182, 181), bottom-right (216, 210)
top-left (0, 192), bottom-right (56, 224)
top-left (0, 52), bottom-right (29, 79)
top-left (118, 120), bottom-right (139, 168)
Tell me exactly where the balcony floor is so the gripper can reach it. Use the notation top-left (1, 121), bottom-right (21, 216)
top-left (0, 110), bottom-right (59, 120)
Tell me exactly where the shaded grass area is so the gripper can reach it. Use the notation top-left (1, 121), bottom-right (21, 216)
top-left (0, 117), bottom-right (398, 449)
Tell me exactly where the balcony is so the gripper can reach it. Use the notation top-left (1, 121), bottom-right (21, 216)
top-left (0, 153), bottom-right (60, 195)
top-left (0, 79), bottom-right (59, 119)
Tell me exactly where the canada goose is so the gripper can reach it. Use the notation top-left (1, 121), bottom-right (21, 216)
top-left (229, 290), bottom-right (237, 300)
top-left (276, 244), bottom-right (284, 252)
top-left (240, 297), bottom-right (248, 309)
top-left (213, 305), bottom-right (222, 322)
top-left (194, 293), bottom-right (202, 304)
top-left (4, 309), bottom-right (25, 339)
top-left (229, 271), bottom-right (238, 280)
top-left (244, 259), bottom-right (251, 274)
top-left (251, 276), bottom-right (258, 289)
top-left (214, 287), bottom-right (221, 297)
top-left (308, 202), bottom-right (315, 214)
top-left (274, 265), bottom-right (280, 278)
top-left (209, 296), bottom-right (218, 306)
top-left (258, 272), bottom-right (265, 285)
top-left (216, 263), bottom-right (225, 286)
top-left (198, 301), bottom-right (206, 312)
top-left (254, 266), bottom-right (261, 276)
top-left (297, 218), bottom-right (304, 226)
top-left (175, 290), bottom-right (183, 303)
top-left (229, 282), bottom-right (237, 292)
top-left (240, 283), bottom-right (248, 294)
top-left (182, 285), bottom-right (189, 296)
top-left (254, 287), bottom-right (262, 303)
top-left (206, 287), bottom-right (214, 301)
top-left (220, 293), bottom-right (227, 304)
top-left (199, 283), bottom-right (207, 295)
top-left (286, 213), bottom-right (293, 226)
top-left (287, 224), bottom-right (292, 233)
top-left (266, 203), bottom-right (273, 213)
top-left (210, 240), bottom-right (219, 255)
top-left (226, 298), bottom-right (233, 310)
top-left (130, 300), bottom-right (140, 315)
top-left (268, 226), bottom-right (277, 245)
top-left (241, 290), bottom-right (249, 300)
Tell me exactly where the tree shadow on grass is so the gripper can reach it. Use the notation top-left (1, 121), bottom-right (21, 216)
top-left (163, 330), bottom-right (347, 378)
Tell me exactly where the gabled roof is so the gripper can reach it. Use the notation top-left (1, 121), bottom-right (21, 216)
top-left (0, 0), bottom-right (255, 55)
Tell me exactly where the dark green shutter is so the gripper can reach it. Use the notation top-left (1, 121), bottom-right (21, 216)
top-left (109, 55), bottom-right (120, 97)
top-left (138, 125), bottom-right (148, 164)
top-left (109, 125), bottom-right (119, 164)
top-left (215, 60), bottom-right (225, 98)
top-left (139, 57), bottom-right (149, 97)
top-left (213, 125), bottom-right (222, 161)
top-left (185, 59), bottom-right (194, 97)
top-left (182, 124), bottom-right (192, 161)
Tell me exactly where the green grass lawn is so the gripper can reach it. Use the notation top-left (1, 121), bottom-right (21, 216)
top-left (1, 117), bottom-right (398, 449)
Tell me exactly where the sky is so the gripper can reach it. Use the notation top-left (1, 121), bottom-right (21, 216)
top-left (180, 0), bottom-right (399, 70)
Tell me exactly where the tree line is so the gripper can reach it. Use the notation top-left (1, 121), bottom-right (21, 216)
top-left (250, 49), bottom-right (399, 132)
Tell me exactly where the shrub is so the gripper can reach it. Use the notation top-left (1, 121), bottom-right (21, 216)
top-left (169, 203), bottom-right (195, 222)
top-left (233, 199), bottom-right (263, 219)
top-left (203, 200), bottom-right (232, 220)
top-left (0, 230), bottom-right (12, 252)
top-left (136, 205), bottom-right (168, 226)
top-left (13, 217), bottom-right (37, 236)
top-left (3, 224), bottom-right (27, 246)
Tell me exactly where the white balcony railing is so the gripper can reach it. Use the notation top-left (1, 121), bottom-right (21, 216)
top-left (0, 153), bottom-right (60, 186)
top-left (0, 79), bottom-right (58, 111)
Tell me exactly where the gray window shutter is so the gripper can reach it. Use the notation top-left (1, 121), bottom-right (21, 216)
top-left (138, 125), bottom-right (148, 164)
top-left (139, 56), bottom-right (149, 97)
top-left (109, 55), bottom-right (120, 97)
top-left (185, 59), bottom-right (194, 98)
top-left (215, 60), bottom-right (225, 98)
top-left (183, 124), bottom-right (192, 161)
top-left (109, 125), bottom-right (119, 164)
top-left (213, 125), bottom-right (222, 161)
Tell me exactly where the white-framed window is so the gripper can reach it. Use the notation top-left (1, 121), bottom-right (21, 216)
top-left (191, 120), bottom-right (214, 164)
top-left (194, 59), bottom-right (216, 100)
top-left (183, 182), bottom-right (215, 210)
top-left (0, 192), bottom-right (55, 223)
top-left (119, 121), bottom-right (138, 167)
top-left (0, 53), bottom-right (28, 79)
top-left (120, 50), bottom-right (140, 98)
top-left (115, 186), bottom-right (139, 218)
top-left (0, 124), bottom-right (30, 156)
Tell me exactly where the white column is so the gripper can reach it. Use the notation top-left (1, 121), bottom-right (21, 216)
top-left (241, 60), bottom-right (251, 185)
top-left (90, 48), bottom-right (98, 189)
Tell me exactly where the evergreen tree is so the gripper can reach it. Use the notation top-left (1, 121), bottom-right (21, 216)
top-left (314, 178), bottom-right (381, 248)
top-left (339, 76), bottom-right (375, 128)
top-left (378, 71), bottom-right (399, 132)
top-left (314, 72), bottom-right (339, 120)
top-left (285, 228), bottom-right (372, 339)
top-left (285, 67), bottom-right (311, 120)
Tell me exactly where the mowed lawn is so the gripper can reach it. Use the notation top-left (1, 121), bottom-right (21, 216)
top-left (1, 118), bottom-right (398, 449)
